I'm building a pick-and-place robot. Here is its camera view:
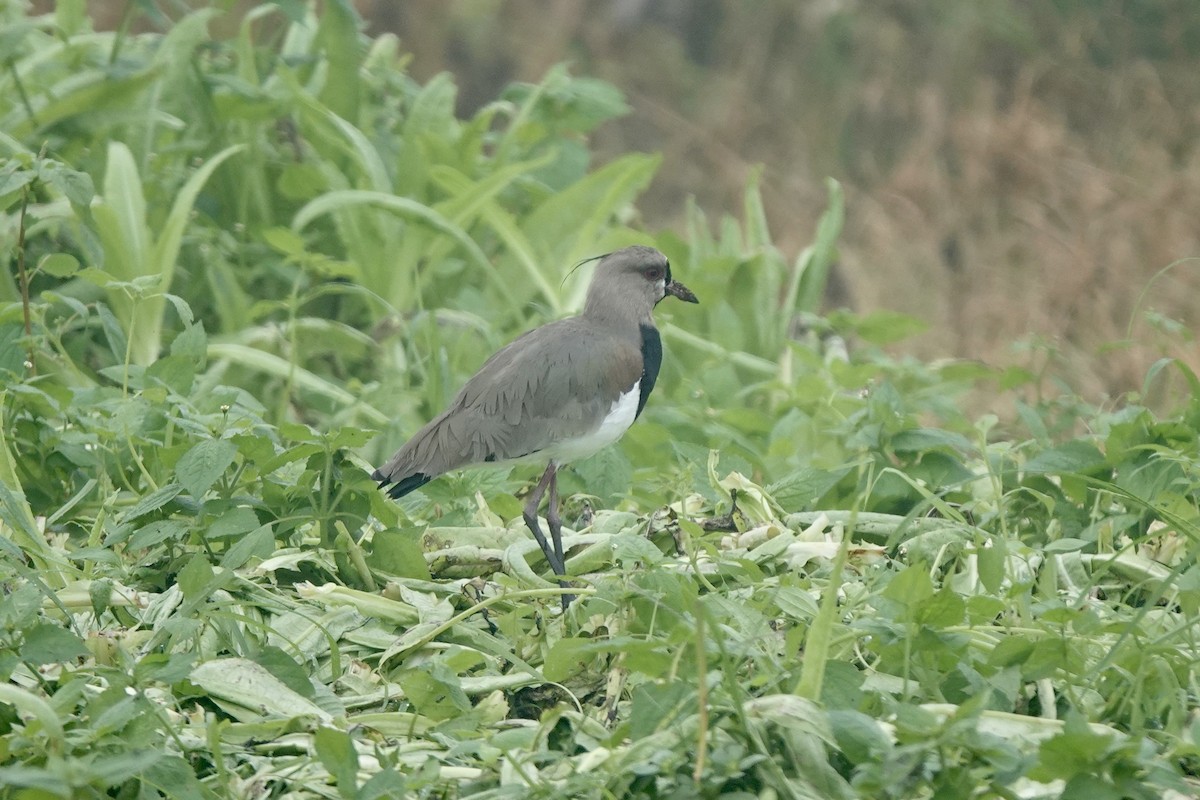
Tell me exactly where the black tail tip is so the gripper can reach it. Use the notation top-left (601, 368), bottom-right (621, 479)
top-left (371, 469), bottom-right (433, 500)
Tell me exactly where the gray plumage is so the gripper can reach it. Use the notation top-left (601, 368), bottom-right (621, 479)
top-left (373, 245), bottom-right (696, 496)
top-left (372, 245), bottom-right (698, 604)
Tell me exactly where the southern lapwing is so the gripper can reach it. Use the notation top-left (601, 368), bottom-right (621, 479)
top-left (372, 245), bottom-right (698, 602)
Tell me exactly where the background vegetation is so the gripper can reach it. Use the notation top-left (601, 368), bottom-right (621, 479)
top-left (1, 1), bottom-right (1199, 797)
top-left (380, 0), bottom-right (1200, 406)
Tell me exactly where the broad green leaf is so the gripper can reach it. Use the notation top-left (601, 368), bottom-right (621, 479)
top-left (95, 141), bottom-right (150, 285)
top-left (397, 663), bottom-right (471, 721)
top-left (629, 680), bottom-right (691, 740)
top-left (793, 178), bottom-right (844, 316)
top-left (190, 658), bottom-right (333, 721)
top-left (207, 506), bottom-right (260, 540)
top-left (367, 529), bottom-right (432, 580)
top-left (206, 343), bottom-right (389, 425)
top-left (38, 161), bottom-right (95, 206)
top-left (1024, 440), bottom-right (1107, 475)
top-left (3, 66), bottom-right (161, 141)
top-left (316, 0), bottom-right (363, 122)
top-left (119, 483), bottom-right (183, 524)
top-left (0, 167), bottom-right (35, 197)
top-left (176, 439), bottom-right (238, 498)
top-left (176, 554), bottom-right (215, 601)
top-left (314, 726), bottom-right (359, 798)
top-left (220, 524), bottom-right (275, 570)
top-left (37, 253), bottom-right (80, 278)
top-left (291, 190), bottom-right (516, 309)
top-left (21, 623), bottom-right (89, 664)
top-left (128, 519), bottom-right (189, 550)
top-left (543, 637), bottom-right (592, 683)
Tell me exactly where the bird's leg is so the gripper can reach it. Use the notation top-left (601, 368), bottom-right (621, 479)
top-left (546, 469), bottom-right (576, 609)
top-left (523, 464), bottom-right (565, 575)
top-left (546, 468), bottom-right (565, 570)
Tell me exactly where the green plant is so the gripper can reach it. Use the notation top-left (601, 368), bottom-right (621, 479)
top-left (2, 3), bottom-right (1200, 797)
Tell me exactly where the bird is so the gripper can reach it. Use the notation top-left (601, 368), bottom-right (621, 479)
top-left (371, 245), bottom-right (699, 603)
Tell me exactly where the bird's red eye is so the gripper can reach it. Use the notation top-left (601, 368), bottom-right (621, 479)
top-left (644, 267), bottom-right (663, 281)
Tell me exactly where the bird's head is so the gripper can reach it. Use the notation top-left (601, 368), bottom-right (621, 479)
top-left (583, 245), bottom-right (699, 322)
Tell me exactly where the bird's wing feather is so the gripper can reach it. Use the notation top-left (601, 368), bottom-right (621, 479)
top-left (374, 319), bottom-right (642, 491)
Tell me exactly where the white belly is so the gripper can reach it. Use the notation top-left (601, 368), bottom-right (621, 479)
top-left (541, 381), bottom-right (640, 465)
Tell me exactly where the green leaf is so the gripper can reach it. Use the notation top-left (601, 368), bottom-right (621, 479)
top-left (768, 467), bottom-right (847, 510)
top-left (793, 178), bottom-right (845, 315)
top-left (0, 167), bottom-right (36, 198)
top-left (140, 756), bottom-right (206, 800)
top-left (571, 447), bottom-right (632, 506)
top-left (977, 540), bottom-right (1006, 593)
top-left (95, 301), bottom-right (129, 363)
top-left (329, 426), bottom-right (374, 449)
top-left (0, 324), bottom-right (25, 375)
top-left (262, 226), bottom-right (307, 256)
top-left (367, 529), bottom-right (432, 580)
top-left (207, 506), bottom-right (260, 540)
top-left (828, 709), bottom-right (892, 764)
top-left (314, 726), bottom-right (359, 798)
top-left (881, 564), bottom-right (934, 622)
top-left (0, 584), bottom-right (42, 630)
top-left (251, 646), bottom-right (314, 699)
top-left (398, 662), bottom-right (471, 721)
top-left (916, 585), bottom-right (965, 628)
top-left (120, 483), bottom-right (183, 523)
top-left (170, 322), bottom-right (207, 361)
top-left (146, 353), bottom-right (196, 395)
top-left (629, 680), bottom-right (691, 740)
top-left (291, 189), bottom-right (516, 308)
top-left (39, 161), bottom-right (95, 206)
top-left (219, 524), bottom-right (274, 570)
top-left (854, 310), bottom-right (929, 344)
top-left (889, 428), bottom-right (973, 453)
top-left (37, 253), bottom-right (80, 278)
top-left (190, 658), bottom-right (333, 721)
top-left (1033, 713), bottom-right (1115, 780)
top-left (176, 554), bottom-right (215, 601)
top-left (135, 652), bottom-right (198, 685)
top-left (22, 623), bottom-right (89, 664)
top-left (128, 519), bottom-right (190, 550)
top-left (89, 578), bottom-right (113, 618)
top-left (316, 0), bottom-right (363, 122)
top-left (4, 64), bottom-right (161, 142)
top-left (543, 636), bottom-right (593, 683)
top-left (176, 439), bottom-right (238, 498)
top-left (523, 153), bottom-right (660, 275)
top-left (1025, 440), bottom-right (1108, 475)
top-left (95, 142), bottom-right (150, 285)
top-left (1044, 537), bottom-right (1089, 553)
top-left (207, 343), bottom-right (389, 425)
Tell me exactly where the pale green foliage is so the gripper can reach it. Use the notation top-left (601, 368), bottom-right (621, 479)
top-left (1, 3), bottom-right (1199, 798)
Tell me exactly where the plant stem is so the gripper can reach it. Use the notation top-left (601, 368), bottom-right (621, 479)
top-left (16, 185), bottom-right (34, 374)
top-left (6, 59), bottom-right (37, 124)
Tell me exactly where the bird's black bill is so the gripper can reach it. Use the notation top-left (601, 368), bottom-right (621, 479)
top-left (666, 280), bottom-right (699, 303)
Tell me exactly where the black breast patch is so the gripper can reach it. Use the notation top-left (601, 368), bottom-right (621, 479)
top-left (637, 324), bottom-right (663, 418)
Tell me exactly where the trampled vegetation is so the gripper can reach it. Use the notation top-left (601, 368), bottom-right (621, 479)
top-left (2, 3), bottom-right (1199, 798)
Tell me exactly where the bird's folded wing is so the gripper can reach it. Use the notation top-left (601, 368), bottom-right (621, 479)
top-left (376, 321), bottom-right (643, 486)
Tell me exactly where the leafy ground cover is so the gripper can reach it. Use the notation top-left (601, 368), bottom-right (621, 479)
top-left (2, 3), bottom-right (1200, 798)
